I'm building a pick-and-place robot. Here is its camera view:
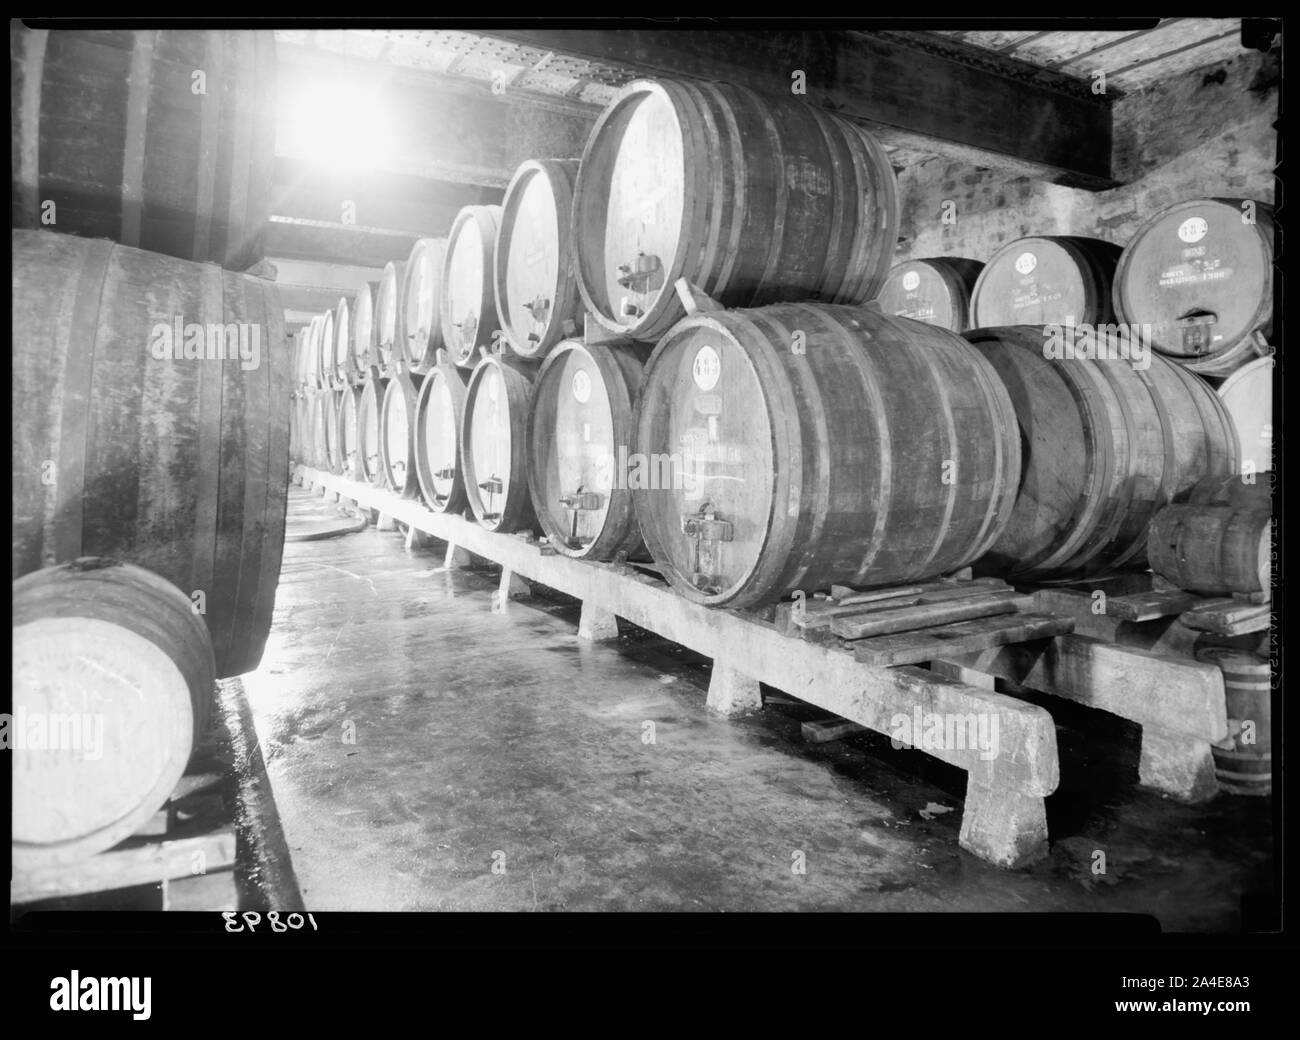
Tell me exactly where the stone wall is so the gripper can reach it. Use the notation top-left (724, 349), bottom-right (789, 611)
top-left (892, 47), bottom-right (1279, 265)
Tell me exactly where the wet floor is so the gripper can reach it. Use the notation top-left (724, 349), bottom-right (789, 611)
top-left (240, 487), bottom-right (1275, 923)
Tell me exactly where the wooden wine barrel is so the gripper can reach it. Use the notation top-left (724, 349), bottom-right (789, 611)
top-left (1114, 198), bottom-right (1274, 377)
top-left (323, 389), bottom-right (344, 475)
top-left (1214, 356), bottom-right (1274, 474)
top-left (1196, 648), bottom-right (1271, 795)
top-left (970, 236), bottom-right (1121, 328)
top-left (11, 27), bottom-right (275, 271)
top-left (495, 159), bottom-right (582, 360)
top-left (13, 557), bottom-right (216, 868)
top-left (351, 280), bottom-right (379, 381)
top-left (574, 79), bottom-right (898, 343)
top-left (297, 392), bottom-right (312, 466)
top-left (332, 296), bottom-right (352, 389)
top-left (300, 315), bottom-right (321, 391)
top-left (442, 206), bottom-right (503, 368)
top-left (461, 351), bottom-right (539, 532)
top-left (306, 391), bottom-right (328, 472)
top-left (357, 368), bottom-right (390, 486)
top-left (964, 326), bottom-right (1239, 581)
top-left (401, 238), bottom-right (447, 373)
top-left (13, 230), bottom-right (288, 678)
top-left (527, 339), bottom-right (650, 560)
top-left (338, 386), bottom-right (363, 480)
top-left (379, 370), bottom-right (422, 498)
top-left (413, 356), bottom-right (472, 513)
top-left (376, 260), bottom-right (408, 374)
top-left (633, 302), bottom-right (1019, 607)
top-left (317, 309), bottom-right (336, 389)
top-left (1148, 504), bottom-right (1271, 595)
top-left (291, 328), bottom-right (308, 391)
top-left (877, 257), bottom-right (984, 332)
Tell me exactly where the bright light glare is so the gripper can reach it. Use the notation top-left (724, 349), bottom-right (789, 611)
top-left (278, 77), bottom-right (394, 172)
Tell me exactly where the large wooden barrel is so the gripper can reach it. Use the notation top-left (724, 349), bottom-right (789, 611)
top-left (291, 327), bottom-right (309, 391)
top-left (376, 260), bottom-right (408, 375)
top-left (1113, 198), bottom-right (1274, 377)
top-left (413, 356), bottom-right (471, 513)
top-left (13, 230), bottom-right (288, 677)
top-left (964, 326), bottom-right (1238, 581)
top-left (877, 257), bottom-right (984, 332)
top-left (338, 385), bottom-right (363, 480)
top-left (307, 391), bottom-right (328, 471)
top-left (13, 558), bottom-right (216, 868)
top-left (1196, 648), bottom-right (1271, 795)
top-left (379, 371), bottom-right (422, 498)
top-left (331, 296), bottom-right (352, 389)
top-left (632, 302), bottom-right (1019, 607)
top-left (495, 159), bottom-right (582, 361)
top-left (357, 369), bottom-right (389, 486)
top-left (11, 27), bottom-right (275, 271)
top-left (323, 388), bottom-right (344, 475)
top-left (461, 352), bottom-right (539, 532)
top-left (441, 205), bottom-right (503, 369)
top-left (401, 238), bottom-right (447, 374)
top-left (1148, 504), bottom-right (1271, 595)
top-left (1214, 356), bottom-right (1274, 474)
top-left (316, 308), bottom-right (336, 389)
top-left (300, 315), bottom-right (322, 391)
top-left (573, 79), bottom-right (898, 343)
top-left (351, 280), bottom-right (379, 382)
top-left (527, 339), bottom-right (649, 560)
top-left (970, 236), bottom-right (1121, 328)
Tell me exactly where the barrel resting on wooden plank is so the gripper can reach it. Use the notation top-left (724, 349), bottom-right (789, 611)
top-left (295, 466), bottom-right (1059, 868)
top-left (934, 634), bottom-right (1227, 803)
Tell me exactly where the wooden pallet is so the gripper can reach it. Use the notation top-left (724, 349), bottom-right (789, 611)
top-left (292, 465), bottom-right (1238, 866)
top-left (1033, 576), bottom-right (1271, 638)
top-left (774, 577), bottom-right (1075, 665)
top-left (945, 573), bottom-right (1256, 804)
top-left (12, 764), bottom-right (238, 909)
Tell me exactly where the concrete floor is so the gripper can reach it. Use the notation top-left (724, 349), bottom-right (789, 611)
top-left (241, 487), bottom-right (1275, 923)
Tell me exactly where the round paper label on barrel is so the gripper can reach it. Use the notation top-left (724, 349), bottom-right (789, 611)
top-left (1015, 252), bottom-right (1037, 275)
top-left (1178, 217), bottom-right (1209, 244)
top-left (572, 369), bottom-right (592, 404)
top-left (693, 345), bottom-right (721, 391)
top-left (902, 270), bottom-right (921, 292)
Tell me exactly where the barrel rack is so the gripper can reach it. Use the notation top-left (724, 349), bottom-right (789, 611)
top-left (12, 760), bottom-right (237, 910)
top-left (292, 464), bottom-right (1232, 868)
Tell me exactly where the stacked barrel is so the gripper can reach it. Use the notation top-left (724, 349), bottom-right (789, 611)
top-left (301, 79), bottom-right (1275, 609)
top-left (11, 27), bottom-right (287, 869)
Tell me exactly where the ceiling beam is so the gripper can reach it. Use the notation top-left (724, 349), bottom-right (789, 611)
top-left (477, 28), bottom-right (1118, 188)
